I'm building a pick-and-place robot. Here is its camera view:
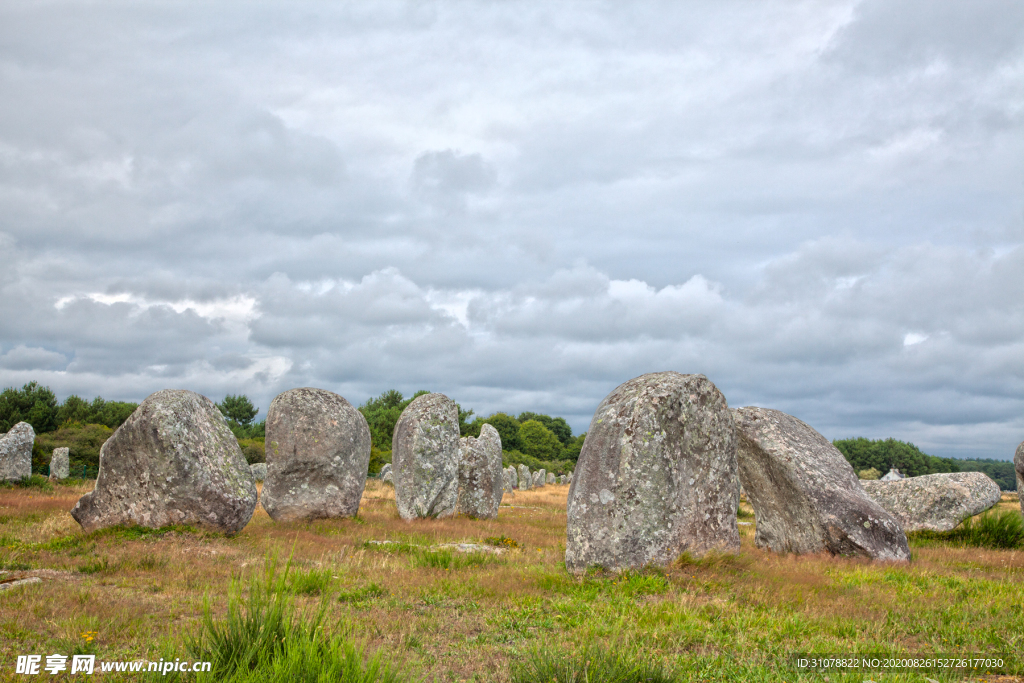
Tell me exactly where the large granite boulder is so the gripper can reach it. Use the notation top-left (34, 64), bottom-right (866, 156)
top-left (392, 393), bottom-right (461, 519)
top-left (1016, 440), bottom-right (1024, 515)
top-left (861, 472), bottom-right (1002, 532)
top-left (50, 447), bottom-right (70, 480)
top-left (456, 424), bottom-right (504, 519)
top-left (250, 462), bottom-right (267, 482)
top-left (733, 407), bottom-right (909, 561)
top-left (0, 422), bottom-right (34, 482)
top-left (262, 388), bottom-right (370, 522)
top-left (566, 372), bottom-right (740, 575)
top-left (70, 390), bottom-right (257, 534)
top-left (517, 464), bottom-right (531, 490)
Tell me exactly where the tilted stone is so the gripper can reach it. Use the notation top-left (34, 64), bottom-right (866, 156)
top-left (517, 464), bottom-right (531, 490)
top-left (71, 390), bottom-right (257, 534)
top-left (861, 472), bottom-right (1002, 533)
top-left (249, 462), bottom-right (267, 482)
top-left (261, 388), bottom-right (371, 521)
top-left (0, 422), bottom-right (34, 482)
top-left (734, 406), bottom-right (909, 561)
top-left (566, 372), bottom-right (740, 575)
top-left (456, 424), bottom-right (504, 519)
top-left (1016, 440), bottom-right (1024, 516)
top-left (50, 447), bottom-right (70, 480)
top-left (392, 393), bottom-right (460, 519)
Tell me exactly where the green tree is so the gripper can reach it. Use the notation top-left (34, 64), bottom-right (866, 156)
top-left (833, 437), bottom-right (960, 478)
top-left (56, 395), bottom-right (137, 429)
top-left (516, 412), bottom-right (573, 444)
top-left (358, 389), bottom-right (430, 452)
top-left (519, 420), bottom-right (563, 461)
top-left (562, 433), bottom-right (586, 463)
top-left (482, 413), bottom-right (524, 452)
top-left (0, 381), bottom-right (59, 433)
top-left (218, 394), bottom-right (259, 426)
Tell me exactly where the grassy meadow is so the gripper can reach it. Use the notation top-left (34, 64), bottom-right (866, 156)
top-left (1, 480), bottom-right (1022, 682)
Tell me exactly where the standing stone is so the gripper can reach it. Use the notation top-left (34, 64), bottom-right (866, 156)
top-left (566, 372), bottom-right (740, 575)
top-left (533, 470), bottom-right (545, 488)
top-left (456, 424), bottom-right (504, 519)
top-left (50, 447), bottom-right (70, 480)
top-left (392, 393), bottom-right (461, 519)
top-left (861, 472), bottom-right (1002, 532)
top-left (546, 472), bottom-right (556, 485)
top-left (567, 471), bottom-right (573, 484)
top-left (880, 468), bottom-right (905, 481)
top-left (517, 464), bottom-right (531, 491)
top-left (734, 407), bottom-right (909, 561)
top-left (380, 463), bottom-right (392, 479)
top-left (250, 462), bottom-right (267, 482)
top-left (0, 422), bottom-right (34, 482)
top-left (1015, 440), bottom-right (1024, 515)
top-left (70, 390), bottom-right (257, 534)
top-left (508, 466), bottom-right (518, 490)
top-left (382, 470), bottom-right (394, 484)
top-left (262, 388), bottom-right (371, 522)
top-left (559, 475), bottom-right (566, 485)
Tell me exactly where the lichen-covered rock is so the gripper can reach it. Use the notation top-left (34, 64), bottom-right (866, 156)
top-left (379, 463), bottom-right (392, 479)
top-left (382, 470), bottom-right (394, 484)
top-left (861, 472), bottom-right (1002, 532)
top-left (50, 447), bottom-right (70, 479)
top-left (533, 470), bottom-right (545, 488)
top-left (566, 372), bottom-right (740, 575)
top-left (456, 424), bottom-right (504, 519)
top-left (503, 469), bottom-right (516, 497)
top-left (250, 462), bottom-right (267, 482)
top-left (517, 464), bottom-right (531, 490)
top-left (546, 472), bottom-right (556, 485)
top-left (734, 407), bottom-right (909, 561)
top-left (70, 390), bottom-right (257, 534)
top-left (507, 466), bottom-right (518, 490)
top-left (392, 393), bottom-right (460, 519)
top-left (261, 388), bottom-right (370, 522)
top-left (1016, 440), bottom-right (1024, 515)
top-left (0, 422), bottom-right (34, 482)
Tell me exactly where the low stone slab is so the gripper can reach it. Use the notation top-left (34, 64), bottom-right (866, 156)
top-left (50, 447), bottom-right (70, 480)
top-left (71, 390), bottom-right (257, 534)
top-left (734, 407), bottom-right (909, 561)
top-left (861, 472), bottom-right (1002, 532)
top-left (0, 422), bottom-right (34, 482)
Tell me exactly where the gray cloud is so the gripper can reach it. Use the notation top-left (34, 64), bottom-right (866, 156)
top-left (0, 0), bottom-right (1021, 461)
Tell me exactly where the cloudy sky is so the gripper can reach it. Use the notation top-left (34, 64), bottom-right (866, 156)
top-left (1, 1), bottom-right (1021, 460)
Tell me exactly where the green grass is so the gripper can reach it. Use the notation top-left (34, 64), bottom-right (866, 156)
top-left (0, 474), bottom-right (54, 491)
top-left (287, 566), bottom-right (334, 596)
top-left (411, 548), bottom-right (494, 570)
top-left (511, 643), bottom-right (678, 683)
top-left (176, 555), bottom-right (400, 683)
top-left (337, 582), bottom-right (387, 603)
top-left (909, 509), bottom-right (1024, 549)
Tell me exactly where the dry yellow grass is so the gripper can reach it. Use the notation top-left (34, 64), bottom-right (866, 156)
top-left (1, 479), bottom-right (1022, 682)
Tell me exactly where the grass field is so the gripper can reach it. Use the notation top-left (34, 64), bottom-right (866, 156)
top-left (1, 479), bottom-right (1022, 682)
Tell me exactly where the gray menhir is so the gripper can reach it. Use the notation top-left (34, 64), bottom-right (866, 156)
top-left (261, 388), bottom-right (371, 521)
top-left (733, 406), bottom-right (909, 561)
top-left (392, 392), bottom-right (461, 519)
top-left (456, 423), bottom-right (504, 519)
top-left (0, 422), bottom-right (34, 481)
top-left (1014, 439), bottom-right (1023, 515)
top-left (566, 372), bottom-right (740, 575)
top-left (70, 390), bottom-right (257, 534)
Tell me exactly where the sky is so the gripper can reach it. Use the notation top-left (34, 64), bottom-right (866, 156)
top-left (0, 1), bottom-right (1022, 461)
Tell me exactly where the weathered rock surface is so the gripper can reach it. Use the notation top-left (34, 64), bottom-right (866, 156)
top-left (533, 470), bottom-right (545, 488)
top-left (250, 463), bottom-right (267, 481)
top-left (70, 390), bottom-right (257, 534)
top-left (733, 407), bottom-right (909, 561)
top-left (0, 422), bottom-right (34, 482)
top-left (517, 464), bottom-right (531, 490)
top-left (379, 463), bottom-right (392, 479)
top-left (261, 388), bottom-right (371, 522)
top-left (880, 468), bottom-right (905, 481)
top-left (456, 424), bottom-right (504, 519)
top-left (566, 372), bottom-right (740, 575)
top-left (546, 472), bottom-right (556, 485)
top-left (392, 393), bottom-right (461, 519)
top-left (507, 466), bottom-right (518, 490)
top-left (861, 472), bottom-right (1002, 532)
top-left (382, 470), bottom-right (394, 484)
top-left (50, 447), bottom-right (70, 480)
top-left (1016, 440), bottom-right (1024, 515)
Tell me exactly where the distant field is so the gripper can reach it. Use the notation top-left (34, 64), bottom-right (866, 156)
top-left (1, 482), bottom-right (1022, 682)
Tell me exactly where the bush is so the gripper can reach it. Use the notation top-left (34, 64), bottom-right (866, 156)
top-left (909, 509), bottom-right (1024, 550)
top-left (237, 438), bottom-right (265, 465)
top-left (511, 643), bottom-right (678, 683)
top-left (33, 423), bottom-right (113, 473)
top-left (858, 467), bottom-right (881, 480)
top-left (180, 555), bottom-right (400, 682)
